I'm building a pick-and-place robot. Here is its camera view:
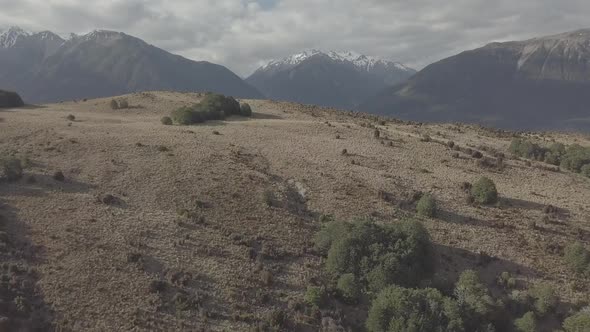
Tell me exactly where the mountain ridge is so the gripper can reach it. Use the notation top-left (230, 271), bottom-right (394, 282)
top-left (360, 28), bottom-right (590, 132)
top-left (0, 27), bottom-right (263, 103)
top-left (247, 49), bottom-right (415, 109)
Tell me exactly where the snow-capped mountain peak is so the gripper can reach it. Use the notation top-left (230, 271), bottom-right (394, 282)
top-left (0, 26), bottom-right (31, 47)
top-left (259, 50), bottom-right (412, 73)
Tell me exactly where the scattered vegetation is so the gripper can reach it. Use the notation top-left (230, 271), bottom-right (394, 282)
top-left (110, 99), bottom-right (119, 110)
top-left (509, 138), bottom-right (590, 177)
top-left (66, 114), bottom-right (76, 121)
top-left (470, 177), bottom-right (498, 204)
top-left (528, 283), bottom-right (558, 317)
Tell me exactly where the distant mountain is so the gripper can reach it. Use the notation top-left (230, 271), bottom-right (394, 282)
top-left (0, 27), bottom-right (262, 103)
top-left (360, 29), bottom-right (590, 132)
top-left (246, 50), bottom-right (416, 109)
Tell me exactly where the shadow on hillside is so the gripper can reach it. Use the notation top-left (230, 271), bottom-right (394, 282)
top-left (500, 197), bottom-right (547, 211)
top-left (224, 112), bottom-right (283, 121)
top-left (437, 209), bottom-right (516, 231)
top-left (0, 173), bottom-right (96, 198)
top-left (0, 198), bottom-right (55, 330)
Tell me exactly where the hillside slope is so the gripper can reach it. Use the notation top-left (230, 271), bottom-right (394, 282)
top-left (0, 93), bottom-right (589, 330)
top-left (360, 29), bottom-right (590, 132)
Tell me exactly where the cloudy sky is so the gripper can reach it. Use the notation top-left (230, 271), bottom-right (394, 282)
top-left (1, 0), bottom-right (590, 76)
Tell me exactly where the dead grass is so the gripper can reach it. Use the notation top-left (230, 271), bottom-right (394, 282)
top-left (0, 91), bottom-right (588, 331)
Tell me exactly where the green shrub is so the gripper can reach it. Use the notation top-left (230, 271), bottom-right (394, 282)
top-left (514, 311), bottom-right (536, 332)
top-left (171, 106), bottom-right (203, 125)
top-left (366, 286), bottom-right (464, 332)
top-left (0, 157), bottom-right (23, 181)
top-left (564, 242), bottom-right (590, 275)
top-left (471, 177), bottom-right (498, 204)
top-left (563, 308), bottom-right (590, 332)
top-left (315, 218), bottom-right (432, 294)
top-left (304, 286), bottom-right (325, 308)
top-left (497, 272), bottom-right (516, 289)
top-left (529, 283), bottom-right (558, 317)
top-left (110, 99), bottom-right (119, 110)
top-left (581, 164), bottom-right (590, 178)
top-left (337, 273), bottom-right (361, 303)
top-left (417, 193), bottom-right (437, 217)
top-left (240, 103), bottom-right (253, 117)
top-left (160, 116), bottom-right (172, 125)
top-left (66, 114), bottom-right (76, 121)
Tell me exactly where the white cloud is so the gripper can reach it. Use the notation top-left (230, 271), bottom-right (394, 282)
top-left (1, 0), bottom-right (590, 76)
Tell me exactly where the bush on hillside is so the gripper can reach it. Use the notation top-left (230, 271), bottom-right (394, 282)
top-left (560, 144), bottom-right (590, 173)
top-left (514, 311), bottom-right (536, 332)
top-left (304, 286), bottom-right (325, 308)
top-left (563, 308), bottom-right (590, 332)
top-left (161, 116), bottom-right (173, 125)
top-left (314, 218), bottom-right (433, 293)
top-left (509, 138), bottom-right (545, 160)
top-left (564, 242), bottom-right (590, 275)
top-left (119, 99), bottom-right (129, 109)
top-left (110, 99), bottom-right (119, 110)
top-left (169, 94), bottom-right (249, 125)
top-left (454, 270), bottom-right (497, 329)
top-left (0, 156), bottom-right (23, 181)
top-left (581, 164), bottom-right (590, 178)
top-left (528, 283), bottom-right (558, 317)
top-left (471, 177), bottom-right (498, 204)
top-left (240, 103), bottom-right (253, 117)
top-left (336, 273), bottom-right (361, 303)
top-left (366, 286), bottom-right (464, 332)
top-left (0, 90), bottom-right (24, 108)
top-left (416, 193), bottom-right (437, 217)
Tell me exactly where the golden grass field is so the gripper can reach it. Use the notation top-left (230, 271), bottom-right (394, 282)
top-left (0, 91), bottom-right (589, 331)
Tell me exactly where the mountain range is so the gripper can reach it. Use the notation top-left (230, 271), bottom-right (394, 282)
top-left (360, 29), bottom-right (590, 131)
top-left (246, 50), bottom-right (416, 109)
top-left (0, 27), bottom-right (262, 103)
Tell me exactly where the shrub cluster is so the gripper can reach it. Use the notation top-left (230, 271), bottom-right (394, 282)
top-left (563, 308), bottom-right (590, 332)
top-left (314, 218), bottom-right (433, 298)
top-left (416, 193), bottom-right (437, 217)
top-left (169, 93), bottom-right (252, 125)
top-left (509, 138), bottom-right (590, 177)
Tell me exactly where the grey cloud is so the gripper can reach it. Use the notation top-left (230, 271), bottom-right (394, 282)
top-left (1, 0), bottom-right (590, 76)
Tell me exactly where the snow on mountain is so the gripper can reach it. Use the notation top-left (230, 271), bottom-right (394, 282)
top-left (259, 50), bottom-right (413, 73)
top-left (0, 26), bottom-right (31, 48)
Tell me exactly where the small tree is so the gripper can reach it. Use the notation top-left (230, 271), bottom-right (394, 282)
top-left (471, 177), bottom-right (498, 204)
top-left (110, 99), bottom-right (119, 110)
top-left (416, 193), bottom-right (437, 217)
